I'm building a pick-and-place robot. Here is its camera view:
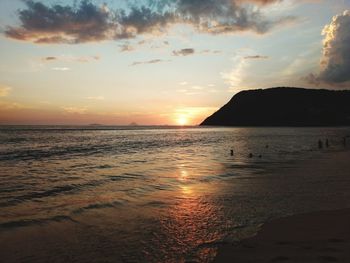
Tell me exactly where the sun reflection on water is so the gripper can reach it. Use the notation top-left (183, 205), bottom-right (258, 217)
top-left (180, 185), bottom-right (193, 196)
top-left (179, 165), bottom-right (189, 182)
top-left (149, 165), bottom-right (223, 262)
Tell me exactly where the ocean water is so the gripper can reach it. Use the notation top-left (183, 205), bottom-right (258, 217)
top-left (1, 126), bottom-right (350, 262)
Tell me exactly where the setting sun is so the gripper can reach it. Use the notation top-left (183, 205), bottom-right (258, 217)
top-left (176, 116), bottom-right (188, 126)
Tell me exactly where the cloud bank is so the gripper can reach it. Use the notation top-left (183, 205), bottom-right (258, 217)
top-left (5, 0), bottom-right (295, 44)
top-left (319, 10), bottom-right (350, 84)
top-left (306, 10), bottom-right (350, 85)
top-left (5, 1), bottom-right (116, 44)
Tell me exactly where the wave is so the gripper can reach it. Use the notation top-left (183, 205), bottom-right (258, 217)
top-left (72, 200), bottom-right (124, 215)
top-left (0, 215), bottom-right (77, 231)
top-left (0, 180), bottom-right (104, 207)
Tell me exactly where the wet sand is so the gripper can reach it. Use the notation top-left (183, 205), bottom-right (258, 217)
top-left (215, 150), bottom-right (350, 263)
top-left (214, 209), bottom-right (350, 262)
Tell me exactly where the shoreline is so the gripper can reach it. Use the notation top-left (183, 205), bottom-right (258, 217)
top-left (1, 134), bottom-right (350, 263)
top-left (214, 150), bottom-right (350, 263)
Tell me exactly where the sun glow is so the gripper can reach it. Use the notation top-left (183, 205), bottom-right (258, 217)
top-left (176, 115), bottom-right (188, 126)
top-left (171, 107), bottom-right (217, 126)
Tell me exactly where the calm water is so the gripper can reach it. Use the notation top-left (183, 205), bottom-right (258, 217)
top-left (1, 126), bottom-right (350, 262)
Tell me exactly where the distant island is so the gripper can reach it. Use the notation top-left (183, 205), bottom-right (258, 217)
top-left (201, 87), bottom-right (350, 126)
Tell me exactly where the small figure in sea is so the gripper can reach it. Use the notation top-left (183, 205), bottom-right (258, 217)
top-left (249, 153), bottom-right (253, 158)
top-left (318, 139), bottom-right (323, 149)
top-left (325, 139), bottom-right (329, 148)
top-left (258, 154), bottom-right (262, 158)
top-left (265, 144), bottom-right (269, 149)
top-left (343, 137), bottom-right (347, 147)
top-left (230, 150), bottom-right (234, 156)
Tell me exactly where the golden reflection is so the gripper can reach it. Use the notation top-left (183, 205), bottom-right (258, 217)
top-left (179, 167), bottom-right (188, 182)
top-left (178, 165), bottom-right (194, 195)
top-left (156, 164), bottom-right (221, 262)
top-left (181, 185), bottom-right (193, 195)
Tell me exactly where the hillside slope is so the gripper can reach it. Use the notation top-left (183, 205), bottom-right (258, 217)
top-left (200, 87), bottom-right (350, 126)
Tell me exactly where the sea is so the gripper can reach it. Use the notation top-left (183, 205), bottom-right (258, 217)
top-left (1, 126), bottom-right (350, 262)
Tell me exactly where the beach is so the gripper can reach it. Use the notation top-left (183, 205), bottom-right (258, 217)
top-left (215, 209), bottom-right (350, 263)
top-left (215, 150), bottom-right (350, 263)
top-left (2, 0), bottom-right (350, 261)
top-left (1, 127), bottom-right (350, 262)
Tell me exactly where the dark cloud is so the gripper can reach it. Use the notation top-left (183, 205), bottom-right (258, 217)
top-left (44, 56), bottom-right (57, 61)
top-left (169, 0), bottom-right (281, 34)
top-left (130, 59), bottom-right (169, 66)
top-left (5, 0), bottom-right (295, 44)
top-left (5, 0), bottom-right (117, 44)
top-left (238, 0), bottom-right (282, 5)
top-left (244, 55), bottom-right (269, 59)
top-left (305, 10), bottom-right (350, 85)
top-left (173, 48), bottom-right (195, 56)
top-left (117, 6), bottom-right (175, 38)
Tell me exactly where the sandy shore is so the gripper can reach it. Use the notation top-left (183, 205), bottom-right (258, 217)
top-left (214, 150), bottom-right (350, 263)
top-left (214, 209), bottom-right (350, 262)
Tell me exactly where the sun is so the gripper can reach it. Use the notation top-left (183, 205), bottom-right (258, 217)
top-left (176, 116), bottom-right (188, 126)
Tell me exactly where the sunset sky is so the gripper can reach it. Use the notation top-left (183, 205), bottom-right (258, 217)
top-left (0, 0), bottom-right (349, 125)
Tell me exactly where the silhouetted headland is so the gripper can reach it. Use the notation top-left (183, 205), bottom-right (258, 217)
top-left (201, 87), bottom-right (350, 126)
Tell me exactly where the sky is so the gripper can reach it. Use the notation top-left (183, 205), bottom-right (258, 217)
top-left (0, 0), bottom-right (349, 125)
